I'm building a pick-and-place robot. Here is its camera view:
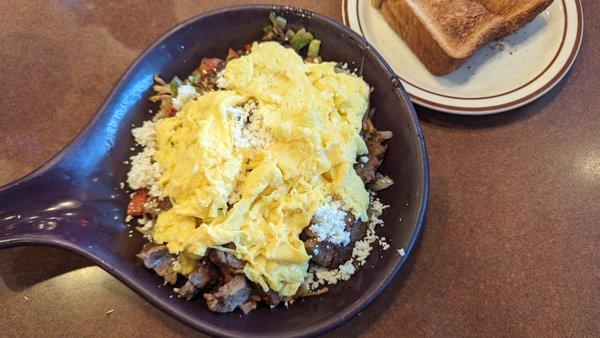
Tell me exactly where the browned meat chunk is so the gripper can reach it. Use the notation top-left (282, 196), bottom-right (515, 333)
top-left (136, 243), bottom-right (177, 285)
top-left (299, 226), bottom-right (316, 241)
top-left (355, 120), bottom-right (389, 184)
top-left (262, 290), bottom-right (281, 306)
top-left (305, 238), bottom-right (338, 267)
top-left (250, 285), bottom-right (281, 307)
top-left (330, 245), bottom-right (353, 268)
top-left (355, 133), bottom-right (387, 183)
top-left (296, 284), bottom-right (329, 298)
top-left (239, 300), bottom-right (258, 314)
top-left (203, 275), bottom-right (252, 313)
top-left (207, 248), bottom-right (244, 272)
top-left (346, 214), bottom-right (368, 243)
top-left (179, 263), bottom-right (218, 300)
top-left (226, 48), bottom-right (240, 61)
top-left (261, 26), bottom-right (285, 42)
top-left (157, 198), bottom-right (173, 211)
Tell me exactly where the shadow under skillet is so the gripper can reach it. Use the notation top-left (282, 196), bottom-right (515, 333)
top-left (416, 72), bottom-right (570, 130)
top-left (0, 246), bottom-right (92, 292)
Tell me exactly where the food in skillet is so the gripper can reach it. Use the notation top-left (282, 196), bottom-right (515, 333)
top-left (124, 13), bottom-right (395, 313)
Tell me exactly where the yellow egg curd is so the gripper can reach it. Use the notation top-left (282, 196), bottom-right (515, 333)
top-left (151, 41), bottom-right (371, 296)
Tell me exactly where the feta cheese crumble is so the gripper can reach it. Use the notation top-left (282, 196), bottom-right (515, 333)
top-left (310, 200), bottom-right (350, 246)
top-left (229, 100), bottom-right (274, 148)
top-left (215, 70), bottom-right (226, 89)
top-left (127, 121), bottom-right (161, 197)
top-left (127, 147), bottom-right (161, 196)
top-left (131, 120), bottom-right (156, 148)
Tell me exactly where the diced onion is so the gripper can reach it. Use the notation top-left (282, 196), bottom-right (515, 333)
top-left (369, 175), bottom-right (394, 191)
top-left (378, 130), bottom-right (393, 140)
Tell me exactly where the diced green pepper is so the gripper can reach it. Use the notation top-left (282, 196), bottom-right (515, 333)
top-left (275, 16), bottom-right (287, 30)
top-left (285, 29), bottom-right (295, 41)
top-left (290, 28), bottom-right (313, 51)
top-left (269, 12), bottom-right (277, 28)
top-left (307, 39), bottom-right (321, 57)
top-left (269, 12), bottom-right (287, 30)
top-left (170, 76), bottom-right (182, 96)
top-left (262, 24), bottom-right (272, 34)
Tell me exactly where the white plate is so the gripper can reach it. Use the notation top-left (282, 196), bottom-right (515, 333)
top-left (343, 0), bottom-right (583, 114)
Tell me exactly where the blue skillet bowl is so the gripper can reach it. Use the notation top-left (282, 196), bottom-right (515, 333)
top-left (0, 5), bottom-right (428, 337)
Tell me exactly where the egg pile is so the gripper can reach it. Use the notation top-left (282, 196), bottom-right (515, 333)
top-left (151, 42), bottom-right (371, 296)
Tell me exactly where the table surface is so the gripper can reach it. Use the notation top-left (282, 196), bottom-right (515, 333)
top-left (1, 0), bottom-right (598, 336)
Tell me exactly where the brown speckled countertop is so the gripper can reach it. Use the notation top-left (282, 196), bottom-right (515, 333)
top-left (0, 0), bottom-right (598, 336)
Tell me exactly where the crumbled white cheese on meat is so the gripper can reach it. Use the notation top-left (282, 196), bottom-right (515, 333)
top-left (310, 200), bottom-right (350, 246)
top-left (306, 196), bottom-right (390, 290)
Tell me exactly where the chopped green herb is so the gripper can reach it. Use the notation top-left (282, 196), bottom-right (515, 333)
top-left (307, 39), bottom-right (321, 57)
top-left (290, 28), bottom-right (313, 51)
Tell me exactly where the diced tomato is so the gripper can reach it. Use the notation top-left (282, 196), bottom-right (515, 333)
top-left (197, 58), bottom-right (224, 77)
top-left (127, 188), bottom-right (148, 216)
top-left (244, 43), bottom-right (253, 53)
top-left (165, 102), bottom-right (177, 117)
top-left (226, 48), bottom-right (240, 61)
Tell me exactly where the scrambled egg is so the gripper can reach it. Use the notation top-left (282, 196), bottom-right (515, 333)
top-left (152, 41), bottom-right (371, 296)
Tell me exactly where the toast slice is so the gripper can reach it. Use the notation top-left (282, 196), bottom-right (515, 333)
top-left (375, 0), bottom-right (554, 75)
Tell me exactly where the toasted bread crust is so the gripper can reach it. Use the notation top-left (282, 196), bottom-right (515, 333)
top-left (378, 0), bottom-right (554, 75)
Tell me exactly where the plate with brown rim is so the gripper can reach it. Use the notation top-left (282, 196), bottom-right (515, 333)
top-left (343, 0), bottom-right (583, 114)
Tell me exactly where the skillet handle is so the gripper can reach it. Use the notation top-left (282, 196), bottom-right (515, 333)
top-left (0, 166), bottom-right (72, 247)
top-left (0, 163), bottom-right (124, 250)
